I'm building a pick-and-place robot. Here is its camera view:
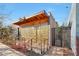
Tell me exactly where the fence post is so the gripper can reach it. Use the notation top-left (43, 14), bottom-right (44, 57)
top-left (17, 27), bottom-right (20, 40)
top-left (47, 39), bottom-right (49, 51)
top-left (36, 27), bottom-right (38, 43)
top-left (41, 39), bottom-right (42, 54)
top-left (31, 39), bottom-right (32, 51)
top-left (61, 28), bottom-right (62, 47)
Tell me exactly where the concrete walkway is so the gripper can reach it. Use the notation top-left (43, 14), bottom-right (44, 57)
top-left (0, 43), bottom-right (25, 56)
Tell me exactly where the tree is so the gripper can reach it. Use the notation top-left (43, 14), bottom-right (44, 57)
top-left (0, 4), bottom-right (15, 45)
top-left (0, 5), bottom-right (7, 39)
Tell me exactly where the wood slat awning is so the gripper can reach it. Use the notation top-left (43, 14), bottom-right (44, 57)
top-left (13, 11), bottom-right (49, 27)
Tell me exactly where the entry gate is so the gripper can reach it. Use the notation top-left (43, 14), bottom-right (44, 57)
top-left (61, 27), bottom-right (71, 48)
top-left (51, 27), bottom-right (71, 48)
top-left (51, 28), bottom-right (62, 47)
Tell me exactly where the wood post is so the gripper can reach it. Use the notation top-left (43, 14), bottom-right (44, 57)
top-left (31, 39), bottom-right (32, 51)
top-left (36, 27), bottom-right (38, 43)
top-left (41, 39), bottom-right (42, 54)
top-left (18, 27), bottom-right (20, 40)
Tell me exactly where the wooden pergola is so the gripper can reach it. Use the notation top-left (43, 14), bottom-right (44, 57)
top-left (13, 11), bottom-right (49, 27)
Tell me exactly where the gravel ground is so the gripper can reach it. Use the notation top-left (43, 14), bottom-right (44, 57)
top-left (45, 46), bottom-right (74, 56)
top-left (0, 42), bottom-right (74, 56)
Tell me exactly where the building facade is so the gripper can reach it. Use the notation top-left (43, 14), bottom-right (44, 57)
top-left (13, 10), bottom-right (58, 54)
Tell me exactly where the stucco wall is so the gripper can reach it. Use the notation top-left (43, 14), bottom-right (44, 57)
top-left (48, 12), bottom-right (58, 46)
top-left (76, 4), bottom-right (79, 36)
top-left (76, 3), bottom-right (79, 55)
top-left (69, 4), bottom-right (76, 55)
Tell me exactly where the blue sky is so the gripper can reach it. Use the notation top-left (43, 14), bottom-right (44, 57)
top-left (0, 3), bottom-right (71, 26)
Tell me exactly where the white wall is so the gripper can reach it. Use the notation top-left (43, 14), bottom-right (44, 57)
top-left (76, 4), bottom-right (79, 37)
top-left (69, 4), bottom-right (76, 55)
